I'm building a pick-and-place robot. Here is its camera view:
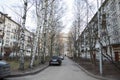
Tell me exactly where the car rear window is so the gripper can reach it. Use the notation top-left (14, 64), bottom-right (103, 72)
top-left (52, 56), bottom-right (59, 59)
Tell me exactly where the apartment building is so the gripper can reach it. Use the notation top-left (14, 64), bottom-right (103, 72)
top-left (0, 12), bottom-right (20, 56)
top-left (24, 28), bottom-right (34, 56)
top-left (98, 0), bottom-right (120, 61)
top-left (79, 14), bottom-right (98, 59)
top-left (78, 0), bottom-right (120, 61)
top-left (104, 0), bottom-right (120, 61)
top-left (0, 11), bottom-right (34, 57)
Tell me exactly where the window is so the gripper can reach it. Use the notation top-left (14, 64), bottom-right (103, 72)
top-left (7, 23), bottom-right (11, 28)
top-left (110, 1), bottom-right (116, 11)
top-left (10, 42), bottom-right (12, 46)
top-left (119, 2), bottom-right (120, 10)
top-left (7, 30), bottom-right (10, 32)
top-left (0, 39), bottom-right (2, 43)
top-left (112, 18), bottom-right (117, 26)
top-left (114, 38), bottom-right (119, 43)
top-left (14, 29), bottom-right (17, 33)
top-left (6, 37), bottom-right (9, 40)
top-left (113, 25), bottom-right (118, 29)
top-left (12, 29), bottom-right (14, 33)
top-left (112, 12), bottom-right (117, 18)
top-left (6, 33), bottom-right (10, 36)
top-left (11, 35), bottom-right (13, 39)
top-left (5, 44), bottom-right (9, 46)
top-left (113, 30), bottom-right (119, 35)
top-left (14, 35), bottom-right (16, 39)
top-left (6, 40), bottom-right (9, 43)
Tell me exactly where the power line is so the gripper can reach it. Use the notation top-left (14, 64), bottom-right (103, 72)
top-left (4, 4), bottom-right (22, 18)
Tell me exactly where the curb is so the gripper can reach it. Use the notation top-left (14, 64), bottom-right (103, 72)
top-left (75, 63), bottom-right (111, 80)
top-left (8, 64), bottom-right (49, 78)
top-left (70, 59), bottom-right (117, 80)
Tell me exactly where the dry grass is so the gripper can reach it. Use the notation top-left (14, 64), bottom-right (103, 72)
top-left (7, 60), bottom-right (30, 71)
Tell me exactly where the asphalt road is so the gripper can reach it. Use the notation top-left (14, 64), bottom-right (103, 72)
top-left (6, 57), bottom-right (99, 80)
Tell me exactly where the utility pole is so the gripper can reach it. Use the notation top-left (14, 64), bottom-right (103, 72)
top-left (85, 0), bottom-right (89, 58)
top-left (97, 0), bottom-right (103, 75)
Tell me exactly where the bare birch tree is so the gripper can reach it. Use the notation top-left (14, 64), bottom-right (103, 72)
top-left (71, 0), bottom-right (88, 58)
top-left (30, 0), bottom-right (45, 67)
top-left (19, 0), bottom-right (34, 70)
top-left (47, 0), bottom-right (65, 58)
top-left (19, 0), bottom-right (28, 70)
top-left (30, 0), bottom-right (65, 66)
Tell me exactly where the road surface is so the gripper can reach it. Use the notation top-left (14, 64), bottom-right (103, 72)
top-left (6, 57), bottom-right (99, 80)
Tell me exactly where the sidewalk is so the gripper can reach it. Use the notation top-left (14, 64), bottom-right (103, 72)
top-left (8, 62), bottom-right (49, 78)
top-left (71, 57), bottom-right (120, 80)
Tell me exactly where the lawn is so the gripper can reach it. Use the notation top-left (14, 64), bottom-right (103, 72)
top-left (7, 60), bottom-right (30, 71)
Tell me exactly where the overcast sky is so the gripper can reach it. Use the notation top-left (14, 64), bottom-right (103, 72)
top-left (0, 0), bottom-right (74, 33)
top-left (61, 0), bottom-right (74, 33)
top-left (0, 0), bottom-right (36, 31)
top-left (0, 0), bottom-right (103, 33)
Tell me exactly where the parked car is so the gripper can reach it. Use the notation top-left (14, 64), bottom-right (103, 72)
top-left (59, 56), bottom-right (64, 60)
top-left (49, 56), bottom-right (62, 66)
top-left (0, 58), bottom-right (10, 79)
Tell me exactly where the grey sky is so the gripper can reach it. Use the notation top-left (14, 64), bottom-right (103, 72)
top-left (0, 0), bottom-right (103, 33)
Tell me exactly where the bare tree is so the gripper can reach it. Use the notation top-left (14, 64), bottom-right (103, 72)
top-left (30, 0), bottom-right (65, 67)
top-left (19, 0), bottom-right (34, 70)
top-left (71, 0), bottom-right (89, 58)
top-left (19, 0), bottom-right (28, 70)
top-left (30, 0), bottom-right (44, 67)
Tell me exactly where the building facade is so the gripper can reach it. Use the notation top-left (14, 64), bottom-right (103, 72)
top-left (0, 12), bottom-right (20, 56)
top-left (0, 12), bottom-right (34, 57)
top-left (24, 28), bottom-right (34, 56)
top-left (78, 0), bottom-right (120, 61)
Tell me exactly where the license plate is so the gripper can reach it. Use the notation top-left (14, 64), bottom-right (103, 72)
top-left (52, 59), bottom-right (57, 61)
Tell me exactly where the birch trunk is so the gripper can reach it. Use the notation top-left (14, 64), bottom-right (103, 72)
top-left (19, 0), bottom-right (27, 70)
top-left (30, 0), bottom-right (43, 67)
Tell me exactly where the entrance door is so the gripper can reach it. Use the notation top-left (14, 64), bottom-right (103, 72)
top-left (115, 52), bottom-right (119, 62)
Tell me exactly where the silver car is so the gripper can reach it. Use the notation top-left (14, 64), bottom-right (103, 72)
top-left (0, 59), bottom-right (10, 79)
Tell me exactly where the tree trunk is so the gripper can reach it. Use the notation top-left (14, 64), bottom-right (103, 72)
top-left (19, 0), bottom-right (27, 70)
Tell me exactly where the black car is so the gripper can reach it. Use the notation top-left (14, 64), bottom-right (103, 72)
top-left (0, 58), bottom-right (10, 79)
top-left (49, 56), bottom-right (62, 66)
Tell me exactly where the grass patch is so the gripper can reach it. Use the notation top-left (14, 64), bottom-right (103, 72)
top-left (8, 60), bottom-right (19, 71)
top-left (6, 56), bottom-right (49, 71)
top-left (7, 60), bottom-right (30, 71)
